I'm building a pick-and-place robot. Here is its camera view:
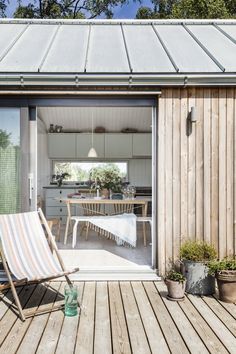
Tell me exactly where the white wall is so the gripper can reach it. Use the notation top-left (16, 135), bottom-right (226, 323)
top-left (37, 118), bottom-right (50, 198)
top-left (128, 159), bottom-right (152, 187)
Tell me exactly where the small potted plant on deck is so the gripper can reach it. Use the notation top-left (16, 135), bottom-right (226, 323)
top-left (208, 257), bottom-right (236, 303)
top-left (180, 240), bottom-right (217, 295)
top-left (165, 269), bottom-right (186, 301)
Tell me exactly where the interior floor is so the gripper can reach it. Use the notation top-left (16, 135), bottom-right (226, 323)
top-left (55, 223), bottom-right (152, 269)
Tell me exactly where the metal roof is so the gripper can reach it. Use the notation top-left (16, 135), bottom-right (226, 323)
top-left (0, 19), bottom-right (236, 87)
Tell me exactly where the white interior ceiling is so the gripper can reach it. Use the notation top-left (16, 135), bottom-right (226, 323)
top-left (37, 106), bottom-right (152, 132)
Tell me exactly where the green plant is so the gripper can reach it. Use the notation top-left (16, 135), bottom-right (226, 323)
top-left (208, 258), bottom-right (236, 276)
top-left (52, 172), bottom-right (70, 187)
top-left (89, 164), bottom-right (123, 192)
top-left (180, 241), bottom-right (217, 262)
top-left (166, 270), bottom-right (186, 283)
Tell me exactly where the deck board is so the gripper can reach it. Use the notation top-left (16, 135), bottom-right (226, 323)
top-left (17, 282), bottom-right (61, 354)
top-left (0, 281), bottom-right (235, 354)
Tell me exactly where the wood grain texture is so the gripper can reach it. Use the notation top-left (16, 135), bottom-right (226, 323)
top-left (157, 88), bottom-right (236, 273)
top-left (211, 88), bottom-right (219, 253)
top-left (195, 88), bottom-right (204, 241)
top-left (94, 282), bottom-right (112, 354)
top-left (188, 87), bottom-right (196, 239)
top-left (165, 88), bottom-right (173, 270)
top-left (172, 88), bottom-right (181, 259)
top-left (75, 282), bottom-right (96, 354)
top-left (0, 281), bottom-right (235, 354)
top-left (108, 282), bottom-right (131, 354)
top-left (120, 282), bottom-right (151, 354)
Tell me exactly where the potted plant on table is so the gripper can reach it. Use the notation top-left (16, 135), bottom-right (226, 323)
top-left (89, 164), bottom-right (123, 199)
top-left (180, 240), bottom-right (217, 295)
top-left (208, 258), bottom-right (236, 303)
top-left (165, 269), bottom-right (186, 301)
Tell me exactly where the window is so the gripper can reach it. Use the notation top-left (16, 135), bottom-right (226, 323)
top-left (0, 108), bottom-right (21, 213)
top-left (53, 161), bottom-right (128, 182)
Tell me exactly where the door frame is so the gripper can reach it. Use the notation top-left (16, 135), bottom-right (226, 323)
top-left (0, 95), bottom-right (158, 271)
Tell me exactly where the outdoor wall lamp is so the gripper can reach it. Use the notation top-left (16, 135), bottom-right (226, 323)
top-left (189, 106), bottom-right (197, 123)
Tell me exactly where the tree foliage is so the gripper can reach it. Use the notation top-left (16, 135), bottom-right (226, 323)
top-left (13, 0), bottom-right (129, 19)
top-left (0, 0), bottom-right (7, 17)
top-left (136, 0), bottom-right (234, 19)
top-left (0, 129), bottom-right (11, 149)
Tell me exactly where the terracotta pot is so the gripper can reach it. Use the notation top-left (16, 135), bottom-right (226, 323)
top-left (165, 279), bottom-right (186, 301)
top-left (101, 188), bottom-right (110, 199)
top-left (216, 270), bottom-right (236, 303)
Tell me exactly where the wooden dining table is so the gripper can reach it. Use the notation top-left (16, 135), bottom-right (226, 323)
top-left (60, 197), bottom-right (151, 246)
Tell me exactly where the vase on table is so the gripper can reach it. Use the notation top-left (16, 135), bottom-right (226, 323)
top-left (101, 188), bottom-right (110, 199)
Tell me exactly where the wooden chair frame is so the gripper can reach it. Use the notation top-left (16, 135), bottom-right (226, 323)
top-left (0, 208), bottom-right (79, 321)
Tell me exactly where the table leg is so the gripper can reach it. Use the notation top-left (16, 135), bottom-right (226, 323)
top-left (64, 202), bottom-right (71, 245)
top-left (72, 219), bottom-right (79, 248)
top-left (142, 203), bottom-right (148, 247)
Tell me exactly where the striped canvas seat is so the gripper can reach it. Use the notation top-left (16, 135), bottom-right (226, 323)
top-left (0, 209), bottom-right (79, 321)
top-left (0, 211), bottom-right (65, 281)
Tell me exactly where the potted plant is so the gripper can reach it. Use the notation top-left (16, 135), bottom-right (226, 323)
top-left (208, 258), bottom-right (236, 303)
top-left (165, 269), bottom-right (186, 301)
top-left (180, 240), bottom-right (217, 295)
top-left (89, 164), bottom-right (123, 199)
top-left (52, 172), bottom-right (70, 187)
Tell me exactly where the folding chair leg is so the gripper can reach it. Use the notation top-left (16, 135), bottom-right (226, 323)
top-left (0, 250), bottom-right (25, 321)
top-left (86, 222), bottom-right (89, 240)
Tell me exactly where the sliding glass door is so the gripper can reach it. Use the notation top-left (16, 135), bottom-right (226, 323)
top-left (0, 108), bottom-right (21, 213)
top-left (0, 107), bottom-right (33, 214)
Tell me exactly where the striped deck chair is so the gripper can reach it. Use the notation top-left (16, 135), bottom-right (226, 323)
top-left (0, 208), bottom-right (79, 321)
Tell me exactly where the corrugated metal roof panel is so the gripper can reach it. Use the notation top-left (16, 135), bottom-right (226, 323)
top-left (0, 24), bottom-right (57, 72)
top-left (188, 25), bottom-right (236, 72)
top-left (86, 25), bottom-right (130, 73)
top-left (41, 25), bottom-right (89, 72)
top-left (0, 20), bottom-right (235, 78)
top-left (218, 24), bottom-right (236, 41)
top-left (154, 24), bottom-right (221, 73)
top-left (0, 24), bottom-right (27, 60)
top-left (123, 25), bottom-right (175, 73)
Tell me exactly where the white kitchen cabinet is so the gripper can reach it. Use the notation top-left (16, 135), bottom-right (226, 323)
top-left (76, 133), bottom-right (104, 158)
top-left (105, 133), bottom-right (132, 158)
top-left (44, 187), bottom-right (76, 224)
top-left (48, 133), bottom-right (76, 158)
top-left (133, 133), bottom-right (152, 157)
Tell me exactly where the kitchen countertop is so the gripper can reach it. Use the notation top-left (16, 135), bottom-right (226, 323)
top-left (43, 185), bottom-right (90, 189)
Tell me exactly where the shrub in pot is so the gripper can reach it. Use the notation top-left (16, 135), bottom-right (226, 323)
top-left (165, 270), bottom-right (186, 301)
top-left (208, 258), bottom-right (236, 303)
top-left (180, 241), bottom-right (217, 295)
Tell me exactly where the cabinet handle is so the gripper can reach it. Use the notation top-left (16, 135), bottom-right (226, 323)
top-left (60, 200), bottom-right (62, 203)
top-left (60, 191), bottom-right (62, 194)
top-left (60, 208), bottom-right (62, 212)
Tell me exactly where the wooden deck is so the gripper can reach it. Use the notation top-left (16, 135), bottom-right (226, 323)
top-left (0, 281), bottom-right (236, 354)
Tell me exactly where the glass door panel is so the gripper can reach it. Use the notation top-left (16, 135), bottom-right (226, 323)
top-left (0, 108), bottom-right (21, 213)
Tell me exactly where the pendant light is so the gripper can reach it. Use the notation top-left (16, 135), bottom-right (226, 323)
top-left (88, 112), bottom-right (98, 158)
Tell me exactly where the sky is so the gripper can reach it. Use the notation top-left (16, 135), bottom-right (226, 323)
top-left (6, 0), bottom-right (153, 18)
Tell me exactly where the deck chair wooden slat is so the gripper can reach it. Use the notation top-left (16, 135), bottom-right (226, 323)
top-left (0, 208), bottom-right (79, 321)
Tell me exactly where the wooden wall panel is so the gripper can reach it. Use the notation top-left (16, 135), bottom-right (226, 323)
top-left (226, 88), bottom-right (234, 256)
top-left (165, 89), bottom-right (173, 270)
top-left (157, 88), bottom-right (236, 274)
top-left (211, 89), bottom-right (219, 254)
top-left (195, 88), bottom-right (204, 241)
top-left (172, 88), bottom-right (181, 260)
top-left (218, 89), bottom-right (227, 259)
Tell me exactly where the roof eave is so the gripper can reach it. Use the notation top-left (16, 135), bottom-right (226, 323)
top-left (0, 73), bottom-right (236, 88)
